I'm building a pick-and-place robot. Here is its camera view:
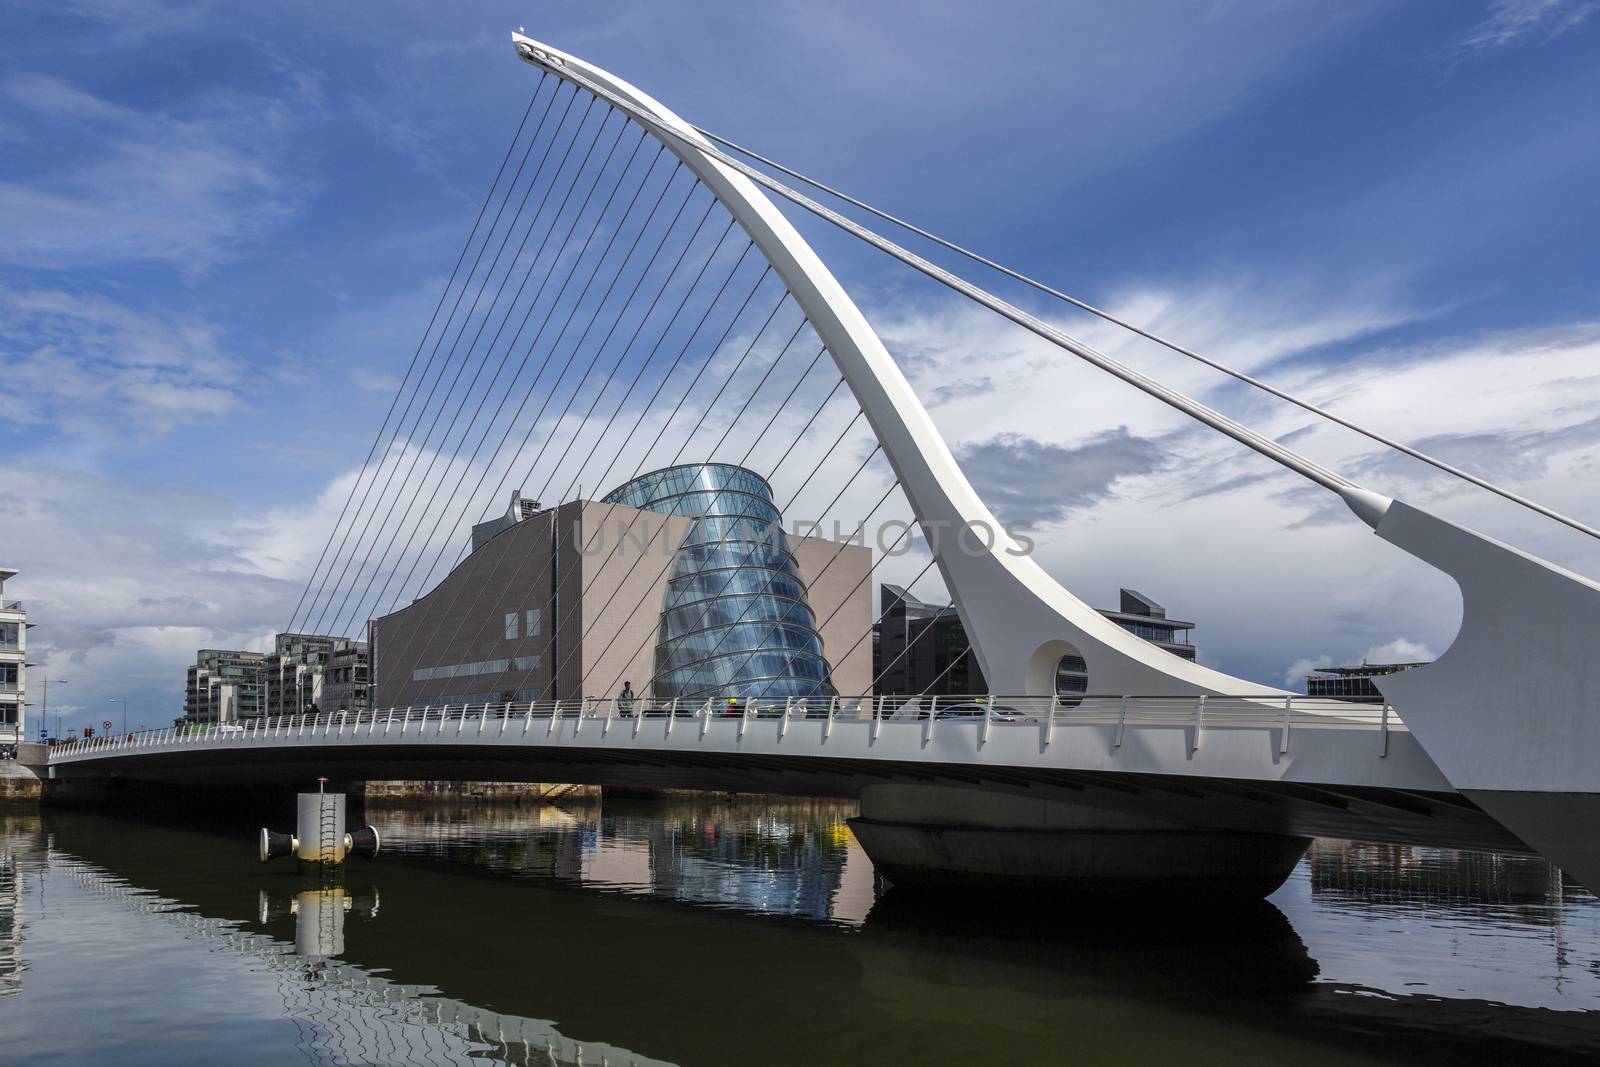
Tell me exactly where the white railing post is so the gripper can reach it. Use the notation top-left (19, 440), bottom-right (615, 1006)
top-left (700, 698), bottom-right (713, 738)
top-left (1281, 695), bottom-right (1293, 754)
top-left (667, 697), bottom-right (679, 736)
top-left (455, 705), bottom-right (465, 736)
top-left (1044, 693), bottom-right (1058, 747)
top-left (524, 702), bottom-right (534, 735)
top-left (979, 694), bottom-right (995, 748)
top-left (1114, 695), bottom-right (1127, 748)
top-left (924, 695), bottom-right (939, 745)
top-left (824, 695), bottom-right (837, 741)
top-left (1381, 701), bottom-right (1391, 757)
top-left (872, 694), bottom-right (885, 742)
top-left (500, 702), bottom-right (511, 735)
top-left (548, 701), bottom-right (560, 736)
top-left (780, 696), bottom-right (793, 740)
top-left (738, 698), bottom-right (750, 740)
top-left (479, 702), bottom-right (489, 736)
top-left (1191, 694), bottom-right (1206, 753)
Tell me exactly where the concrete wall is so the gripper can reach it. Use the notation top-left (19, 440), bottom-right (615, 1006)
top-left (575, 500), bottom-right (694, 703)
top-left (0, 744), bottom-right (44, 804)
top-left (373, 509), bottom-right (559, 708)
top-left (792, 535), bottom-right (873, 696)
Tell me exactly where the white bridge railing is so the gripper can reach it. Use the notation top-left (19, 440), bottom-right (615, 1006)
top-left (47, 693), bottom-right (1401, 763)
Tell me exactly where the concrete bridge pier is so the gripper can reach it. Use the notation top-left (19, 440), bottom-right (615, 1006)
top-left (848, 783), bottom-right (1309, 900)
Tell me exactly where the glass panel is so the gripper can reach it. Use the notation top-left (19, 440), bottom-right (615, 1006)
top-left (604, 463), bottom-right (838, 702)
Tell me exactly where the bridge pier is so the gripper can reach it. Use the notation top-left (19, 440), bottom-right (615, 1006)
top-left (848, 783), bottom-right (1309, 899)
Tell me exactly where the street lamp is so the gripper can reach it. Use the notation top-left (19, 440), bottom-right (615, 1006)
top-left (31, 675), bottom-right (67, 741)
top-left (109, 696), bottom-right (127, 736)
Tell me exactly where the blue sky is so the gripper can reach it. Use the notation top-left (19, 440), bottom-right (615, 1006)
top-left (3, 0), bottom-right (1599, 729)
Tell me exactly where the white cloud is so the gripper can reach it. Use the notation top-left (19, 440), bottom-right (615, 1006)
top-left (0, 73), bottom-right (303, 272)
top-left (0, 288), bottom-right (247, 436)
top-left (1283, 654), bottom-right (1334, 689)
top-left (1460, 0), bottom-right (1597, 50)
top-left (1280, 639), bottom-right (1434, 690)
top-left (1359, 637), bottom-right (1436, 664)
top-left (862, 281), bottom-right (1600, 686)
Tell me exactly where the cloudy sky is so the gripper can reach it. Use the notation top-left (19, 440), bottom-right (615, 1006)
top-left (3, 0), bottom-right (1598, 730)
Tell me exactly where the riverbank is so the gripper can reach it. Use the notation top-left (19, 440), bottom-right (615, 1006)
top-left (0, 742), bottom-right (45, 805)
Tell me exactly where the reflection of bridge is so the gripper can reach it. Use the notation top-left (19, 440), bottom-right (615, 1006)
top-left (51, 855), bottom-right (667, 1067)
top-left (27, 810), bottom-right (1600, 1063)
top-left (53, 32), bottom-right (1600, 896)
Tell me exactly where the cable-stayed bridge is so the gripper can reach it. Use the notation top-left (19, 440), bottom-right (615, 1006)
top-left (50, 32), bottom-right (1600, 898)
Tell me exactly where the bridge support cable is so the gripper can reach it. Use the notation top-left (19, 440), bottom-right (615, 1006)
top-left (298, 82), bottom-right (586, 635)
top-left (296, 85), bottom-right (593, 635)
top-left (371, 204), bottom-right (740, 678)
top-left (497, 343), bottom-right (840, 699)
top-left (558, 392), bottom-right (867, 699)
top-left (284, 75), bottom-right (558, 635)
top-left (320, 112), bottom-right (642, 637)
top-left (531, 316), bottom-right (841, 662)
top-left (377, 214), bottom-right (764, 682)
top-left (601, 457), bottom-right (902, 700)
top-left (371, 148), bottom-right (683, 621)
top-left (430, 254), bottom-right (784, 685)
top-left (378, 175), bottom-right (710, 621)
top-left (557, 330), bottom-right (852, 699)
top-left (699, 128), bottom-right (1600, 543)
top-left (851, 552), bottom-right (941, 697)
top-left (323, 124), bottom-right (672, 637)
top-left (618, 444), bottom-right (893, 703)
top-left (537, 60), bottom-right (1411, 512)
top-left (308, 97), bottom-right (626, 638)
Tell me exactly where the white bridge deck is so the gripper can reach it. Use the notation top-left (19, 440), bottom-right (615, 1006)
top-left (48, 694), bottom-right (1441, 792)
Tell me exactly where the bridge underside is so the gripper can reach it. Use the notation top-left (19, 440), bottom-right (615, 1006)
top-left (49, 743), bottom-right (1529, 857)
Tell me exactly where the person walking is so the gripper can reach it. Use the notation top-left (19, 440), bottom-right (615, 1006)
top-left (618, 682), bottom-right (636, 718)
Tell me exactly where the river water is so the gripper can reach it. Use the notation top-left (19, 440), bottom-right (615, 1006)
top-left (2, 797), bottom-right (1600, 1065)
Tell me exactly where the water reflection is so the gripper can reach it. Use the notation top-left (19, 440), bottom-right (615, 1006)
top-left (2, 803), bottom-right (1600, 1065)
top-left (381, 796), bottom-right (876, 924)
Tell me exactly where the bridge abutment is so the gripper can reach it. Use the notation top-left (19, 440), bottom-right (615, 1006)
top-left (848, 783), bottom-right (1308, 899)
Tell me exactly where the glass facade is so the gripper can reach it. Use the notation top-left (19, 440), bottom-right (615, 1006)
top-left (604, 463), bottom-right (836, 702)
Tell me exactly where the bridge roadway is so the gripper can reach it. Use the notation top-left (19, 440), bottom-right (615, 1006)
top-left (47, 695), bottom-right (1528, 866)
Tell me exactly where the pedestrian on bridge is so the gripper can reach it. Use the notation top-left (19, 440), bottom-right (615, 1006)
top-left (618, 682), bottom-right (636, 718)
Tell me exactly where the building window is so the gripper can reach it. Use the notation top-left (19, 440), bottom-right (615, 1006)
top-left (525, 608), bottom-right (541, 636)
top-left (0, 663), bottom-right (16, 692)
top-left (504, 612), bottom-right (519, 640)
top-left (412, 656), bottom-right (541, 683)
top-left (0, 702), bottom-right (16, 724)
top-left (0, 622), bottom-right (18, 649)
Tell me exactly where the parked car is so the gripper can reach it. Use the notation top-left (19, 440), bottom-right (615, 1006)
top-left (914, 701), bottom-right (1027, 722)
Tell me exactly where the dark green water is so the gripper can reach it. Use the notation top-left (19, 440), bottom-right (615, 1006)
top-left (3, 798), bottom-right (1599, 1065)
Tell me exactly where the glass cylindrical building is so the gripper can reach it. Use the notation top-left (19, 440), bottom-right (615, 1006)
top-left (602, 463), bottom-right (836, 702)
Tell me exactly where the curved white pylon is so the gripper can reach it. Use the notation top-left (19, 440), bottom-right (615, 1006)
top-left (508, 35), bottom-right (1600, 896)
top-left (511, 32), bottom-right (1281, 699)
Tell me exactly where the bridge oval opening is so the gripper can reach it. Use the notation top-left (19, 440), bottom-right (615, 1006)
top-left (1026, 640), bottom-right (1087, 703)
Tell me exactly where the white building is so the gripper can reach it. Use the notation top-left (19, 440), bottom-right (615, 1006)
top-left (0, 569), bottom-right (24, 746)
